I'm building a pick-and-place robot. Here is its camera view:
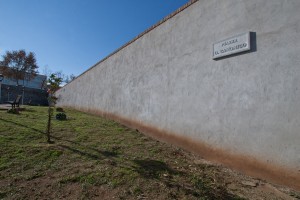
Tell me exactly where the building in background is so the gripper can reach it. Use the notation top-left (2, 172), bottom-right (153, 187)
top-left (0, 66), bottom-right (48, 105)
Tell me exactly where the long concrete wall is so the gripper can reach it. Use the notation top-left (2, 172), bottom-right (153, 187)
top-left (56, 0), bottom-right (300, 190)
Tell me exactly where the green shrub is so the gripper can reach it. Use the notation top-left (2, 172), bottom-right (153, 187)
top-left (56, 112), bottom-right (67, 120)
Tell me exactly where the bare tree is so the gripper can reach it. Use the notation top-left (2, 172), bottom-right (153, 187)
top-left (65, 74), bottom-right (76, 83)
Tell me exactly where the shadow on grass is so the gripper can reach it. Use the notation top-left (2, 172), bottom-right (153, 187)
top-left (132, 159), bottom-right (202, 197)
top-left (132, 159), bottom-right (241, 199)
top-left (57, 144), bottom-right (119, 161)
top-left (58, 144), bottom-right (101, 160)
top-left (0, 118), bottom-right (119, 161)
top-left (0, 118), bottom-right (45, 135)
top-left (52, 136), bottom-right (119, 157)
top-left (132, 159), bottom-right (179, 179)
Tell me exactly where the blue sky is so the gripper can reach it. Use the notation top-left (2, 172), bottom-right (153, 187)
top-left (0, 0), bottom-right (189, 77)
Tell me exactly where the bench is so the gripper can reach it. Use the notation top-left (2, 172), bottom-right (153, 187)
top-left (6, 95), bottom-right (22, 109)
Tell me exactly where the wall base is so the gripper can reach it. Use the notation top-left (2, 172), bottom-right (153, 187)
top-left (65, 106), bottom-right (300, 191)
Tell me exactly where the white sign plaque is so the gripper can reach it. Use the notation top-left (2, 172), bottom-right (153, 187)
top-left (213, 32), bottom-right (251, 59)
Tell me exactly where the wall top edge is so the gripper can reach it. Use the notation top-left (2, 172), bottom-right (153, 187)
top-left (58, 0), bottom-right (199, 91)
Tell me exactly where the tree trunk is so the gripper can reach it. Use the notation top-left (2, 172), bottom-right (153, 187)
top-left (46, 106), bottom-right (52, 143)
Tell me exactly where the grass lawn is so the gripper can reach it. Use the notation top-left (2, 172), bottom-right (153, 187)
top-left (0, 106), bottom-right (297, 199)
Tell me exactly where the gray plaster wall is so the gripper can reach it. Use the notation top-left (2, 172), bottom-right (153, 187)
top-left (56, 0), bottom-right (300, 176)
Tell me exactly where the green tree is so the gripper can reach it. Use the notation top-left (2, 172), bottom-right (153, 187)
top-left (1, 50), bottom-right (39, 85)
top-left (46, 73), bottom-right (63, 143)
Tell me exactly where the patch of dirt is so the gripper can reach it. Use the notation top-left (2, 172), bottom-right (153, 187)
top-left (4, 174), bottom-right (117, 200)
top-left (188, 153), bottom-right (299, 200)
top-left (3, 151), bottom-right (299, 200)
